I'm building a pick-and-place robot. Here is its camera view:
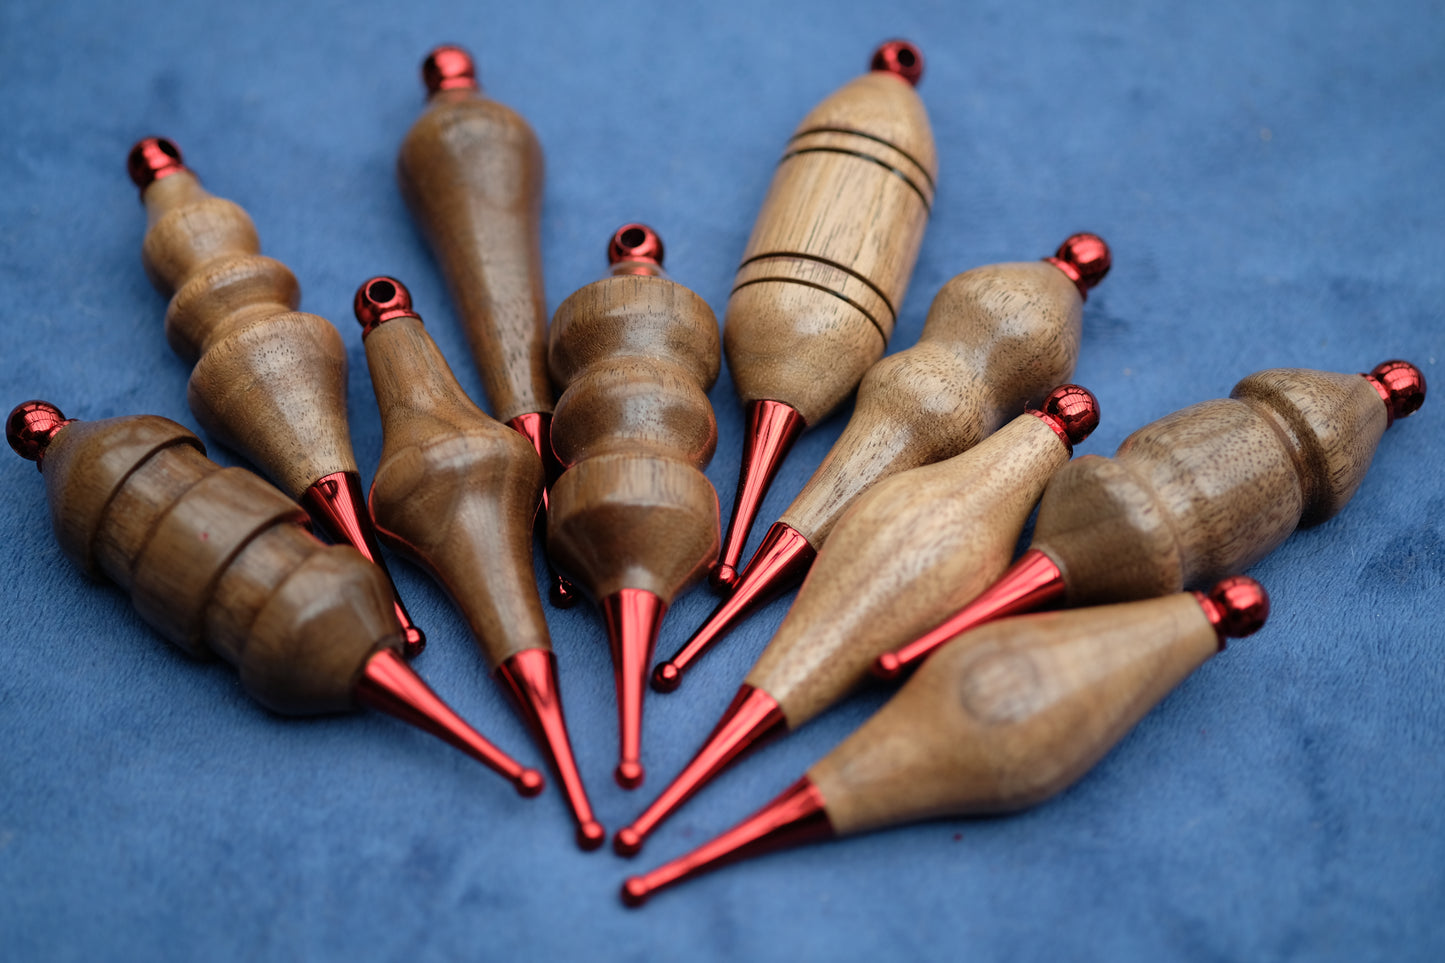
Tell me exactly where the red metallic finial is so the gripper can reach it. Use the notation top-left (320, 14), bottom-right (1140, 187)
top-left (1045, 233), bottom-right (1111, 300)
top-left (608, 224), bottom-right (666, 277)
top-left (355, 648), bottom-right (544, 796)
top-left (422, 45), bottom-right (479, 95)
top-left (873, 548), bottom-right (1067, 680)
top-left (870, 40), bottom-right (924, 87)
top-left (353, 276), bottom-right (421, 337)
top-left (7, 401), bottom-right (74, 468)
top-left (711, 399), bottom-right (809, 593)
top-left (496, 649), bottom-right (605, 850)
top-left (621, 776), bottom-right (834, 907)
top-left (655, 522), bottom-right (816, 692)
top-left (127, 137), bottom-right (187, 192)
top-left (601, 589), bottom-right (668, 789)
top-left (1363, 360), bottom-right (1426, 427)
top-left (1031, 384), bottom-right (1100, 453)
top-left (615, 684), bottom-right (786, 856)
top-left (1195, 575), bottom-right (1269, 647)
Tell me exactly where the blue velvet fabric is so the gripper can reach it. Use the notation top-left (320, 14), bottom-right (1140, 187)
top-left (2, 0), bottom-right (1442, 959)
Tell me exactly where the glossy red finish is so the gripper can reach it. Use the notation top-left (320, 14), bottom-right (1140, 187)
top-left (873, 548), bottom-right (1067, 680)
top-left (1194, 575), bottom-right (1270, 648)
top-left (601, 589), bottom-right (668, 789)
top-left (353, 276), bottom-right (421, 337)
top-left (6, 401), bottom-right (74, 468)
top-left (622, 776), bottom-right (833, 907)
top-left (607, 223), bottom-right (666, 275)
top-left (615, 685), bottom-right (786, 857)
top-left (712, 400), bottom-right (808, 592)
top-left (1030, 384), bottom-right (1100, 453)
top-left (496, 649), bottom-right (604, 849)
top-left (300, 471), bottom-right (425, 657)
top-left (655, 523), bottom-right (816, 693)
top-left (869, 40), bottom-right (924, 87)
top-left (506, 411), bottom-right (578, 608)
top-left (422, 44), bottom-right (479, 95)
top-left (1363, 360), bottom-right (1426, 427)
top-left (1044, 233), bottom-right (1112, 300)
top-left (126, 136), bottom-right (187, 192)
top-left (356, 648), bottom-right (543, 796)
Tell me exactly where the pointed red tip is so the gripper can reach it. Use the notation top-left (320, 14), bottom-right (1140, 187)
top-left (601, 589), bottom-right (668, 791)
top-left (355, 649), bottom-right (542, 796)
top-left (496, 648), bottom-right (604, 849)
top-left (714, 400), bottom-right (807, 592)
top-left (656, 523), bottom-right (815, 692)
top-left (301, 471), bottom-right (424, 657)
top-left (620, 776), bottom-right (834, 907)
top-left (614, 685), bottom-right (786, 857)
top-left (871, 549), bottom-right (1066, 680)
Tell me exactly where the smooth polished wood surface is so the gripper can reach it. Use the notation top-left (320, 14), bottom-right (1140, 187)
top-left (779, 259), bottom-right (1082, 546)
top-left (812, 591), bottom-right (1219, 836)
top-left (547, 266), bottom-right (721, 603)
top-left (724, 68), bottom-right (937, 427)
top-left (1033, 368), bottom-right (1387, 605)
top-left (398, 85), bottom-right (552, 425)
top-left (363, 314), bottom-right (550, 667)
top-left (40, 415), bottom-right (402, 714)
top-left (139, 171), bottom-right (356, 498)
top-left (755, 413), bottom-right (1073, 727)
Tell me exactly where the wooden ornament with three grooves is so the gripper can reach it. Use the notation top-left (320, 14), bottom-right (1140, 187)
top-left (125, 137), bottom-right (423, 656)
top-left (353, 277), bottom-right (602, 849)
top-left (5, 401), bottom-right (542, 796)
top-left (546, 224), bottom-right (721, 789)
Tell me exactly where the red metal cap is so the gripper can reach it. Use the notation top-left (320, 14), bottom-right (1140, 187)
top-left (422, 45), bottom-right (479, 94)
top-left (870, 40), bottom-right (924, 87)
top-left (1030, 385), bottom-right (1100, 453)
top-left (1195, 576), bottom-right (1269, 646)
top-left (127, 137), bottom-right (188, 192)
top-left (7, 401), bottom-right (74, 468)
top-left (353, 276), bottom-right (422, 337)
top-left (1363, 360), bottom-right (1426, 427)
top-left (1045, 233), bottom-right (1111, 300)
top-left (607, 224), bottom-right (666, 277)
top-left (712, 400), bottom-right (808, 593)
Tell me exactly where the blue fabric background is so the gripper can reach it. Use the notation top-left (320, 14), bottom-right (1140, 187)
top-left (2, 0), bottom-right (1442, 959)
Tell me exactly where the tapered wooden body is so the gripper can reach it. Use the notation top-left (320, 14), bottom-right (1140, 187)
top-left (138, 171), bottom-right (356, 498)
top-left (547, 267), bottom-right (722, 603)
top-left (779, 260), bottom-right (1082, 546)
top-left (1034, 368), bottom-right (1388, 606)
top-left (812, 592), bottom-right (1221, 835)
top-left (398, 83), bottom-right (552, 425)
top-left (724, 67), bottom-right (937, 427)
top-left (364, 316), bottom-right (548, 666)
top-left (36, 415), bottom-right (402, 714)
top-left (756, 413), bottom-right (1073, 727)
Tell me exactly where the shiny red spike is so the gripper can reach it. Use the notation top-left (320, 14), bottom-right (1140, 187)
top-left (621, 776), bottom-right (833, 907)
top-left (355, 648), bottom-right (543, 796)
top-left (615, 685), bottom-right (786, 857)
top-left (602, 589), bottom-right (668, 789)
top-left (654, 523), bottom-right (815, 692)
top-left (712, 400), bottom-right (807, 593)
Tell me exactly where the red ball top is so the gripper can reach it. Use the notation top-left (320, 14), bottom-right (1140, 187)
top-left (1046, 233), bottom-right (1111, 299)
top-left (353, 276), bottom-right (420, 337)
top-left (126, 137), bottom-right (187, 192)
top-left (7, 400), bottom-right (73, 466)
top-left (423, 45), bottom-right (479, 95)
top-left (1365, 360), bottom-right (1426, 427)
top-left (608, 223), bottom-right (665, 267)
top-left (1037, 384), bottom-right (1101, 449)
top-left (870, 40), bottom-right (923, 87)
top-left (1200, 575), bottom-right (1270, 643)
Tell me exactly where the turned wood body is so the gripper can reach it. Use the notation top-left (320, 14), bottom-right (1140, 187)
top-left (811, 592), bottom-right (1219, 835)
top-left (724, 68), bottom-right (937, 427)
top-left (547, 266), bottom-right (721, 603)
top-left (755, 413), bottom-right (1073, 726)
top-left (1034, 368), bottom-right (1387, 605)
top-left (139, 171), bottom-right (356, 497)
top-left (39, 416), bottom-right (402, 714)
top-left (779, 260), bottom-right (1082, 546)
top-left (398, 85), bottom-right (552, 425)
top-left (364, 315), bottom-right (549, 667)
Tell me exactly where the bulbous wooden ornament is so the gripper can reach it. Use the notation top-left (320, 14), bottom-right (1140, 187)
top-left (125, 137), bottom-right (423, 656)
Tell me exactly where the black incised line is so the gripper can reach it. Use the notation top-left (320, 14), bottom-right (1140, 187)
top-left (737, 251), bottom-right (897, 322)
top-left (776, 146), bottom-right (932, 210)
top-left (786, 125), bottom-right (936, 191)
top-left (729, 276), bottom-right (890, 344)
